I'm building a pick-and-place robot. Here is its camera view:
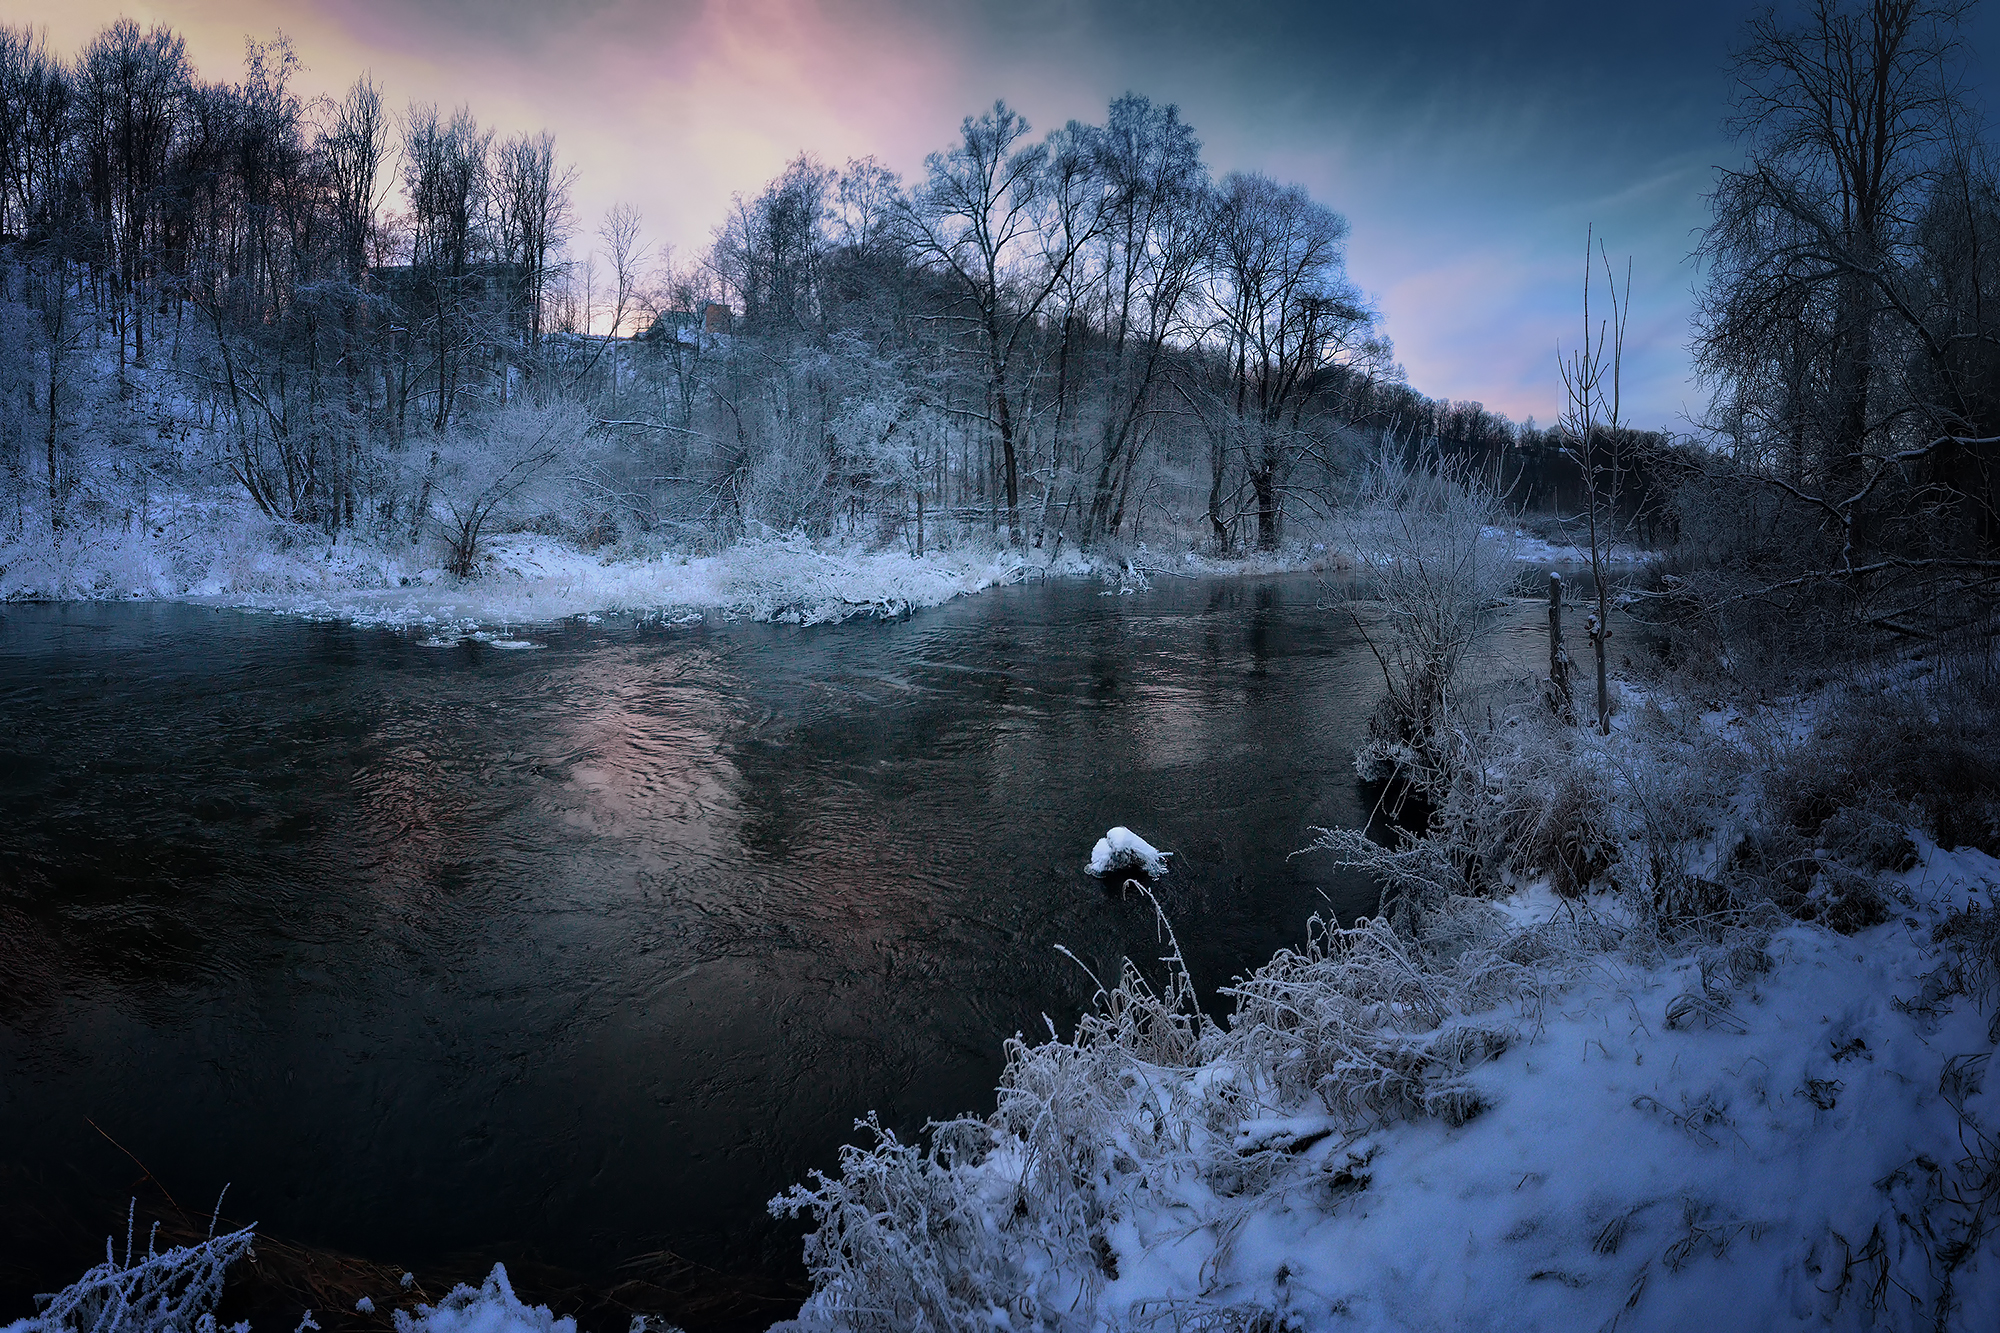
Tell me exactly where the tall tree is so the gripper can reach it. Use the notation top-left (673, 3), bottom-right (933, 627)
top-left (1205, 172), bottom-right (1372, 549)
top-left (74, 18), bottom-right (189, 369)
top-left (493, 129), bottom-right (573, 348)
top-left (323, 75), bottom-right (387, 282)
top-left (1700, 0), bottom-right (1967, 507)
top-left (715, 154), bottom-right (835, 336)
top-left (403, 102), bottom-right (490, 430)
top-left (899, 101), bottom-right (1100, 540)
top-left (1082, 93), bottom-right (1210, 542)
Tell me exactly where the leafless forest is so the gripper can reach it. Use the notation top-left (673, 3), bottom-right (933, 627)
top-left (0, 20), bottom-right (1672, 584)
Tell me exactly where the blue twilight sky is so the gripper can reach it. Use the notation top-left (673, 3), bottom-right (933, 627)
top-left (12, 1), bottom-right (2000, 429)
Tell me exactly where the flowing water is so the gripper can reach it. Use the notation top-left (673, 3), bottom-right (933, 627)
top-left (0, 574), bottom-right (1555, 1328)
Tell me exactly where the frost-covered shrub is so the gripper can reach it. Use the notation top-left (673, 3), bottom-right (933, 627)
top-left (1452, 711), bottom-right (1622, 898)
top-left (1816, 800), bottom-right (1919, 874)
top-left (1333, 450), bottom-right (1513, 795)
top-left (1223, 912), bottom-right (1526, 1129)
top-left (774, 880), bottom-right (1551, 1330)
top-left (1754, 655), bottom-right (2000, 856)
top-left (774, 900), bottom-right (1233, 1330)
top-left (5, 1209), bottom-right (254, 1333)
top-left (422, 401), bottom-right (592, 578)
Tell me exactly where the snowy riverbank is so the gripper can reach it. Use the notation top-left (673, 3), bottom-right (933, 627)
top-left (0, 518), bottom-right (1109, 630)
top-left (0, 506), bottom-right (1642, 637)
top-left (769, 660), bottom-right (2000, 1331)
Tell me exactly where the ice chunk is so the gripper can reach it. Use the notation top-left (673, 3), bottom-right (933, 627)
top-left (1086, 826), bottom-right (1171, 879)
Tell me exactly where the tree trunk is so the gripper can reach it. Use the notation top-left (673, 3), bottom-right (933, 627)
top-left (1547, 572), bottom-right (1573, 720)
top-left (1251, 464), bottom-right (1279, 550)
top-left (994, 376), bottom-right (1020, 543)
top-left (45, 352), bottom-right (60, 530)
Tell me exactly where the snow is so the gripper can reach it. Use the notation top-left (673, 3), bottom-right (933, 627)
top-left (1177, 866), bottom-right (1995, 1330)
top-left (392, 1267), bottom-right (576, 1333)
top-left (1480, 524), bottom-right (1656, 568)
top-left (1085, 827), bottom-right (1172, 879)
top-left (0, 509), bottom-right (1101, 631)
top-left (780, 844), bottom-right (2000, 1330)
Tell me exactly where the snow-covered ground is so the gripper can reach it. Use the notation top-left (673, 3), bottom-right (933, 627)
top-left (771, 669), bottom-right (2000, 1332)
top-left (0, 512), bottom-right (1104, 630)
top-left (1, 506), bottom-right (1629, 638)
top-left (1068, 854), bottom-right (1997, 1332)
top-left (1480, 524), bottom-right (1657, 568)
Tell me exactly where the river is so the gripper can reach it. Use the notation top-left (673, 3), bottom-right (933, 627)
top-left (0, 573), bottom-right (1555, 1329)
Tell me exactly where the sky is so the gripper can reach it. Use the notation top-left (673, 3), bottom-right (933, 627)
top-left (9, 0), bottom-right (1999, 431)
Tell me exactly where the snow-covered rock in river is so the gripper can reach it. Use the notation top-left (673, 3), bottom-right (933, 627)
top-left (393, 1265), bottom-right (575, 1333)
top-left (1086, 826), bottom-right (1171, 879)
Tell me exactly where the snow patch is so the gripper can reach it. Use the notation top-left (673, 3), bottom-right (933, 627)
top-left (1085, 826), bottom-right (1171, 879)
top-left (392, 1266), bottom-right (574, 1333)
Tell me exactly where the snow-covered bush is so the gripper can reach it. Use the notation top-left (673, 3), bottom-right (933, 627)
top-left (422, 401), bottom-right (592, 578)
top-left (772, 878), bottom-right (1557, 1330)
top-left (772, 909), bottom-right (1222, 1332)
top-left (1222, 911), bottom-right (1530, 1129)
top-left (4, 1206), bottom-right (254, 1333)
top-left (1334, 449), bottom-right (1513, 794)
top-left (1084, 828), bottom-right (1172, 879)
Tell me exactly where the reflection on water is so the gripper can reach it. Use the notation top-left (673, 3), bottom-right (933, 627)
top-left (0, 579), bottom-right (1553, 1328)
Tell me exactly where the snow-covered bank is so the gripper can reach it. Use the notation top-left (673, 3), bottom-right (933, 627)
top-left (1, 508), bottom-right (1650, 636)
top-left (772, 866), bottom-right (1999, 1330)
top-left (772, 667), bottom-right (2000, 1331)
top-left (1479, 524), bottom-right (1658, 569)
top-left (0, 512), bottom-right (1106, 630)
top-left (200, 532), bottom-right (1104, 630)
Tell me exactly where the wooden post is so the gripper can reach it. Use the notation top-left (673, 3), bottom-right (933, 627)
top-left (1547, 571), bottom-right (1574, 721)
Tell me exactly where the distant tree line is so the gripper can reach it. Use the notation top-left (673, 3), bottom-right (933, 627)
top-left (0, 17), bottom-right (1661, 565)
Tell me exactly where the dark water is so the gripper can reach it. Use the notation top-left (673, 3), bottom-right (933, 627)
top-left (0, 576), bottom-right (1550, 1328)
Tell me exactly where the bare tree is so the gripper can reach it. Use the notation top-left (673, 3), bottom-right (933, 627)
top-left (0, 26), bottom-right (68, 241)
top-left (1557, 229), bottom-right (1631, 736)
top-left (1203, 172), bottom-right (1373, 550)
top-left (403, 102), bottom-right (490, 431)
top-left (323, 75), bottom-right (388, 282)
top-left (1700, 0), bottom-right (1967, 503)
top-left (1690, 0), bottom-right (2000, 651)
top-left (899, 101), bottom-right (1100, 541)
top-left (1080, 94), bottom-right (1211, 544)
top-left (493, 129), bottom-right (574, 349)
top-left (713, 154), bottom-right (834, 337)
top-left (74, 18), bottom-right (189, 372)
